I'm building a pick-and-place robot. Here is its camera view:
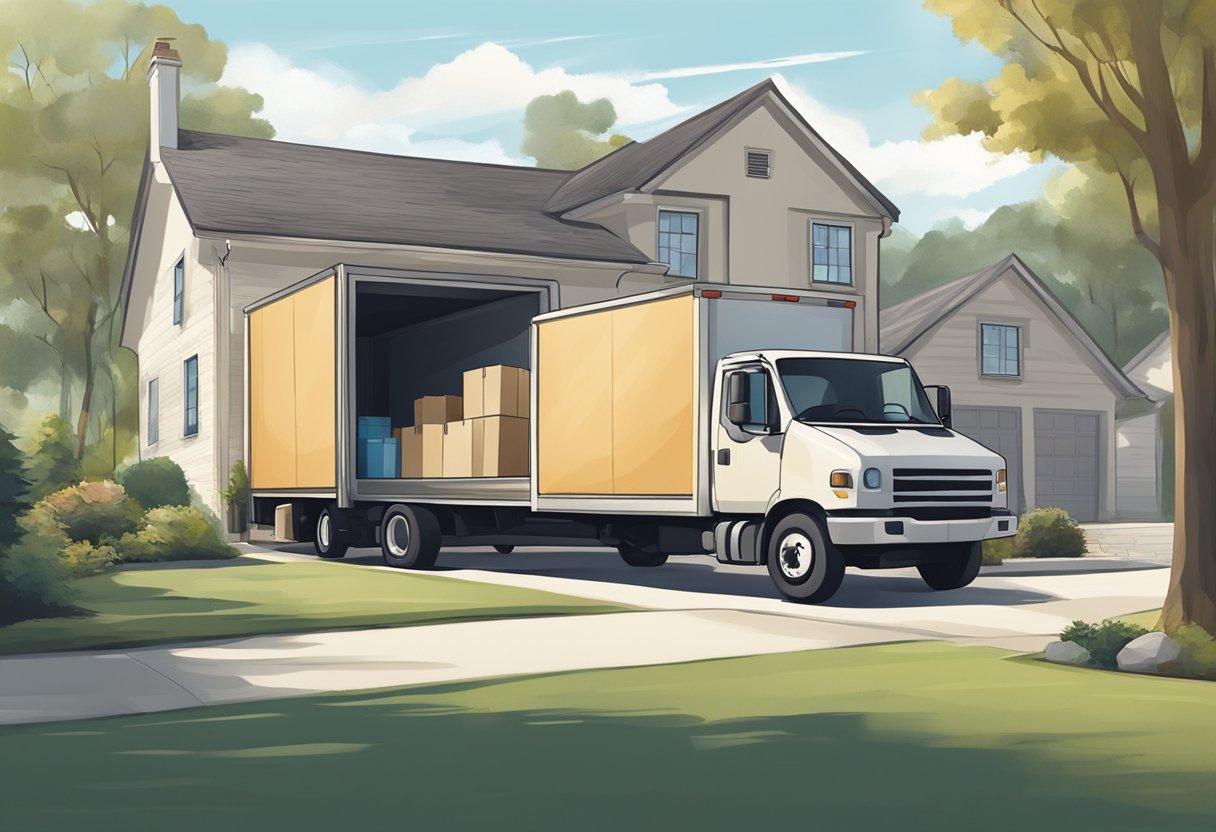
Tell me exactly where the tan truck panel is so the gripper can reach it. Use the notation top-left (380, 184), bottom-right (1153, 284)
top-left (249, 275), bottom-right (336, 490)
top-left (537, 294), bottom-right (695, 496)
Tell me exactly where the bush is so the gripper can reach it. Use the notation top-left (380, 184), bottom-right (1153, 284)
top-left (1012, 507), bottom-right (1086, 558)
top-left (117, 457), bottom-right (190, 511)
top-left (61, 540), bottom-right (119, 576)
top-left (981, 536), bottom-right (1014, 565)
top-left (25, 415), bottom-right (80, 502)
top-left (116, 506), bottom-right (238, 563)
top-left (1061, 619), bottom-right (1149, 668)
top-left (1162, 625), bottom-right (1216, 681)
top-left (0, 530), bottom-right (77, 624)
top-left (22, 481), bottom-right (142, 546)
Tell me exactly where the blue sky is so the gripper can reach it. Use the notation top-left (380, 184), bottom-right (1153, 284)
top-left (161, 0), bottom-right (1064, 234)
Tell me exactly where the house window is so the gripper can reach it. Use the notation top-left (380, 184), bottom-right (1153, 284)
top-left (811, 223), bottom-right (852, 285)
top-left (746, 149), bottom-right (771, 178)
top-left (980, 323), bottom-right (1021, 377)
top-left (658, 210), bottom-right (699, 278)
top-left (183, 356), bottom-right (199, 436)
top-left (172, 256), bottom-right (184, 325)
top-left (147, 378), bottom-right (159, 446)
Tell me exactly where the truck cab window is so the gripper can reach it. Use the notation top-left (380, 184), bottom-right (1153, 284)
top-left (726, 369), bottom-right (777, 434)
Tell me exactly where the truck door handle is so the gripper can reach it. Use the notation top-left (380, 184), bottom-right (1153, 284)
top-left (717, 449), bottom-right (730, 465)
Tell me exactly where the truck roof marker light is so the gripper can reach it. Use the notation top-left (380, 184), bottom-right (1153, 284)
top-left (844, 300), bottom-right (857, 309)
top-left (771, 294), bottom-right (800, 303)
top-left (701, 290), bottom-right (722, 298)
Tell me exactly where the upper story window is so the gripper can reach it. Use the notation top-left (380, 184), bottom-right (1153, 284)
top-left (147, 378), bottom-right (159, 446)
top-left (745, 149), bottom-right (771, 178)
top-left (172, 256), bottom-right (184, 325)
top-left (183, 356), bottom-right (199, 436)
top-left (811, 223), bottom-right (852, 285)
top-left (658, 210), bottom-right (699, 278)
top-left (980, 323), bottom-right (1021, 377)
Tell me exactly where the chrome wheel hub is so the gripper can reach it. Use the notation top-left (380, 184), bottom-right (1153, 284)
top-left (778, 531), bottom-right (815, 580)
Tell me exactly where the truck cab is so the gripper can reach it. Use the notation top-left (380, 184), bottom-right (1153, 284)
top-left (712, 350), bottom-right (1016, 602)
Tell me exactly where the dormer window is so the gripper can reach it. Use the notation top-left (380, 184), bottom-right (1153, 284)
top-left (746, 149), bottom-right (772, 179)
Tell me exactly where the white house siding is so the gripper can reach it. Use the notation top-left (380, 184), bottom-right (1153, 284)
top-left (1116, 410), bottom-right (1160, 517)
top-left (899, 271), bottom-right (1120, 519)
top-left (128, 177), bottom-right (219, 509)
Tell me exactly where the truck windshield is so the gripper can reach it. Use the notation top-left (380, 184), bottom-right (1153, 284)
top-left (776, 357), bottom-right (940, 425)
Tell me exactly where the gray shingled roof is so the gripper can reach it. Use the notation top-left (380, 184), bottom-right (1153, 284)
top-left (882, 254), bottom-right (1145, 401)
top-left (543, 78), bottom-right (900, 219)
top-left (159, 130), bottom-right (650, 264)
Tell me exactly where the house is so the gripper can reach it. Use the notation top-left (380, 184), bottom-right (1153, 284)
top-left (1115, 332), bottom-right (1172, 519)
top-left (881, 255), bottom-right (1147, 522)
top-left (119, 41), bottom-right (898, 515)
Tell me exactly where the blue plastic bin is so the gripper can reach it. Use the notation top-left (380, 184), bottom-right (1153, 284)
top-left (357, 416), bottom-right (392, 440)
top-left (358, 437), bottom-right (400, 479)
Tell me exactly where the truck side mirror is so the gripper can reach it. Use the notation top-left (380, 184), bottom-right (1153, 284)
top-left (926, 384), bottom-right (952, 428)
top-left (726, 372), bottom-right (751, 426)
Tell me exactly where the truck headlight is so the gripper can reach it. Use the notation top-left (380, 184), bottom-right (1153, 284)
top-left (863, 468), bottom-right (881, 489)
top-left (996, 469), bottom-right (1007, 492)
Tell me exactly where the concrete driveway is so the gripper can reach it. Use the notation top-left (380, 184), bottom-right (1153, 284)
top-left (0, 544), bottom-right (1168, 725)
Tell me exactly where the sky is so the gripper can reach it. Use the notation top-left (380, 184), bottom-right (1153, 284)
top-left (159, 0), bottom-right (1065, 235)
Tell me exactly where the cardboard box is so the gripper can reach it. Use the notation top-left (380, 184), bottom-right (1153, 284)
top-left (472, 415), bottom-right (529, 477)
top-left (414, 395), bottom-right (463, 426)
top-left (358, 437), bottom-right (400, 478)
top-left (357, 415), bottom-right (392, 440)
top-left (442, 420), bottom-right (474, 478)
top-left (401, 424), bottom-right (444, 478)
top-left (463, 365), bottom-right (529, 419)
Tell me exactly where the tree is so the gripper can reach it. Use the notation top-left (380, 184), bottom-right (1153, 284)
top-left (0, 0), bottom-right (273, 467)
top-left (0, 424), bottom-right (29, 550)
top-left (920, 0), bottom-right (1216, 632)
top-left (25, 414), bottom-right (79, 502)
top-left (522, 90), bottom-right (631, 170)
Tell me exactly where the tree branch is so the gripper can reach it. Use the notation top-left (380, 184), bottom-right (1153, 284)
top-left (1116, 166), bottom-right (1163, 263)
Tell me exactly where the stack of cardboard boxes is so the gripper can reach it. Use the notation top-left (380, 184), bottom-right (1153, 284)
top-left (357, 416), bottom-right (400, 478)
top-left (394, 364), bottom-right (530, 478)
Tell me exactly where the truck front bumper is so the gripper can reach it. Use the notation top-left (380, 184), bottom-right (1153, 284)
top-left (825, 510), bottom-right (1017, 547)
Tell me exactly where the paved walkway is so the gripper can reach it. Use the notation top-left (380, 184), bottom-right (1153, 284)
top-left (0, 549), bottom-right (1169, 726)
top-left (1082, 522), bottom-right (1174, 562)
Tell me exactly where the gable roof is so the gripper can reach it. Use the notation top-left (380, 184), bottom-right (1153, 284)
top-left (155, 129), bottom-right (650, 264)
top-left (1123, 330), bottom-right (1172, 400)
top-left (882, 254), bottom-right (1146, 401)
top-left (542, 78), bottom-right (900, 219)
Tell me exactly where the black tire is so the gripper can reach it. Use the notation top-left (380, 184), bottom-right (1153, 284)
top-left (918, 541), bottom-right (982, 590)
top-left (314, 506), bottom-right (349, 559)
top-left (618, 547), bottom-right (668, 568)
top-left (766, 512), bottom-right (845, 603)
top-left (494, 544), bottom-right (515, 554)
top-left (380, 504), bottom-right (441, 569)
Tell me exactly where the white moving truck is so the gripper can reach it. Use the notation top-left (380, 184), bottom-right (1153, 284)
top-left (246, 265), bottom-right (1016, 603)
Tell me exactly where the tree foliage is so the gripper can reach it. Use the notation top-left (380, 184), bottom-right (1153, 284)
top-left (25, 414), bottom-right (79, 502)
top-left (0, 424), bottom-right (29, 550)
top-left (522, 90), bottom-right (631, 170)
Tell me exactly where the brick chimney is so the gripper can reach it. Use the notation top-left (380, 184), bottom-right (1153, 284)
top-left (148, 39), bottom-right (181, 164)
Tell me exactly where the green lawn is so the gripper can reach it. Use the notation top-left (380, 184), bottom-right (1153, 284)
top-left (1, 642), bottom-right (1212, 831)
top-left (0, 559), bottom-right (628, 655)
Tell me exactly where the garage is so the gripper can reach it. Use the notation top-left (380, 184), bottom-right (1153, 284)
top-left (953, 406), bottom-right (1023, 514)
top-left (1034, 409), bottom-right (1101, 521)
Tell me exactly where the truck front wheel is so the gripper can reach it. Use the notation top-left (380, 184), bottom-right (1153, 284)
top-left (380, 504), bottom-right (441, 570)
top-left (917, 542), bottom-right (982, 590)
top-left (766, 513), bottom-right (844, 603)
top-left (314, 506), bottom-right (349, 559)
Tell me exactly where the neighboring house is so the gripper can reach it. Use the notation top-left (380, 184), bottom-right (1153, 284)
top-left (881, 255), bottom-right (1147, 522)
top-left (120, 41), bottom-right (898, 515)
top-left (1116, 332), bottom-right (1172, 519)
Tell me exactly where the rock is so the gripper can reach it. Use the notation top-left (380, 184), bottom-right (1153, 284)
top-left (1045, 640), bottom-right (1091, 666)
top-left (1116, 632), bottom-right (1181, 673)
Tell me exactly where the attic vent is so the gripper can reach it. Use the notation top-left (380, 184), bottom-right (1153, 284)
top-left (746, 149), bottom-right (771, 178)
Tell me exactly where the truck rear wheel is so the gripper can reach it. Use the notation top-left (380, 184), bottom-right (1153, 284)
top-left (314, 506), bottom-right (349, 559)
top-left (766, 513), bottom-right (844, 603)
top-left (381, 504), bottom-right (441, 570)
top-left (494, 544), bottom-right (515, 554)
top-left (918, 541), bottom-right (982, 590)
top-left (618, 547), bottom-right (668, 567)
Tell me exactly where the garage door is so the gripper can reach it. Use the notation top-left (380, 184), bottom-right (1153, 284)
top-left (1034, 410), bottom-right (1100, 522)
top-left (953, 406), bottom-right (1022, 514)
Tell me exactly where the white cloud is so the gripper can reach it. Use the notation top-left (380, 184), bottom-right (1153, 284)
top-left (64, 211), bottom-right (114, 231)
top-left (637, 51), bottom-right (868, 81)
top-left (772, 74), bottom-right (1033, 199)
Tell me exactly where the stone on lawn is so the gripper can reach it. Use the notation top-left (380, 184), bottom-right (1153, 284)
top-left (1045, 640), bottom-right (1091, 666)
top-left (1116, 632), bottom-right (1180, 673)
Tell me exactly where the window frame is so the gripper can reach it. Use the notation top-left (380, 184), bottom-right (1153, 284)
top-left (978, 321), bottom-right (1023, 379)
top-left (809, 221), bottom-right (854, 286)
top-left (656, 208), bottom-right (701, 279)
top-left (147, 378), bottom-right (159, 446)
top-left (183, 355), bottom-right (199, 437)
top-left (172, 255), bottom-right (185, 326)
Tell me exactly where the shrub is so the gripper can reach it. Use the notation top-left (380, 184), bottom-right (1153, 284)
top-left (981, 536), bottom-right (1014, 565)
top-left (117, 506), bottom-right (238, 563)
top-left (22, 481), bottom-right (142, 546)
top-left (1162, 625), bottom-right (1216, 681)
top-left (1061, 619), bottom-right (1149, 668)
top-left (1012, 507), bottom-right (1086, 558)
top-left (25, 415), bottom-right (80, 502)
top-left (0, 530), bottom-right (77, 624)
top-left (61, 540), bottom-right (119, 576)
top-left (117, 457), bottom-right (190, 511)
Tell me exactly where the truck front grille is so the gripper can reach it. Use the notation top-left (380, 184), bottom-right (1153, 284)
top-left (891, 468), bottom-right (993, 503)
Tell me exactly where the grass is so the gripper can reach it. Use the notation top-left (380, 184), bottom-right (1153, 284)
top-left (1, 642), bottom-right (1213, 831)
top-left (0, 559), bottom-right (628, 655)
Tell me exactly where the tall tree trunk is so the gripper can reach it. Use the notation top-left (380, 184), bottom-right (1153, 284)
top-left (58, 348), bottom-right (71, 421)
top-left (1158, 205), bottom-right (1216, 633)
top-left (74, 301), bottom-right (98, 461)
